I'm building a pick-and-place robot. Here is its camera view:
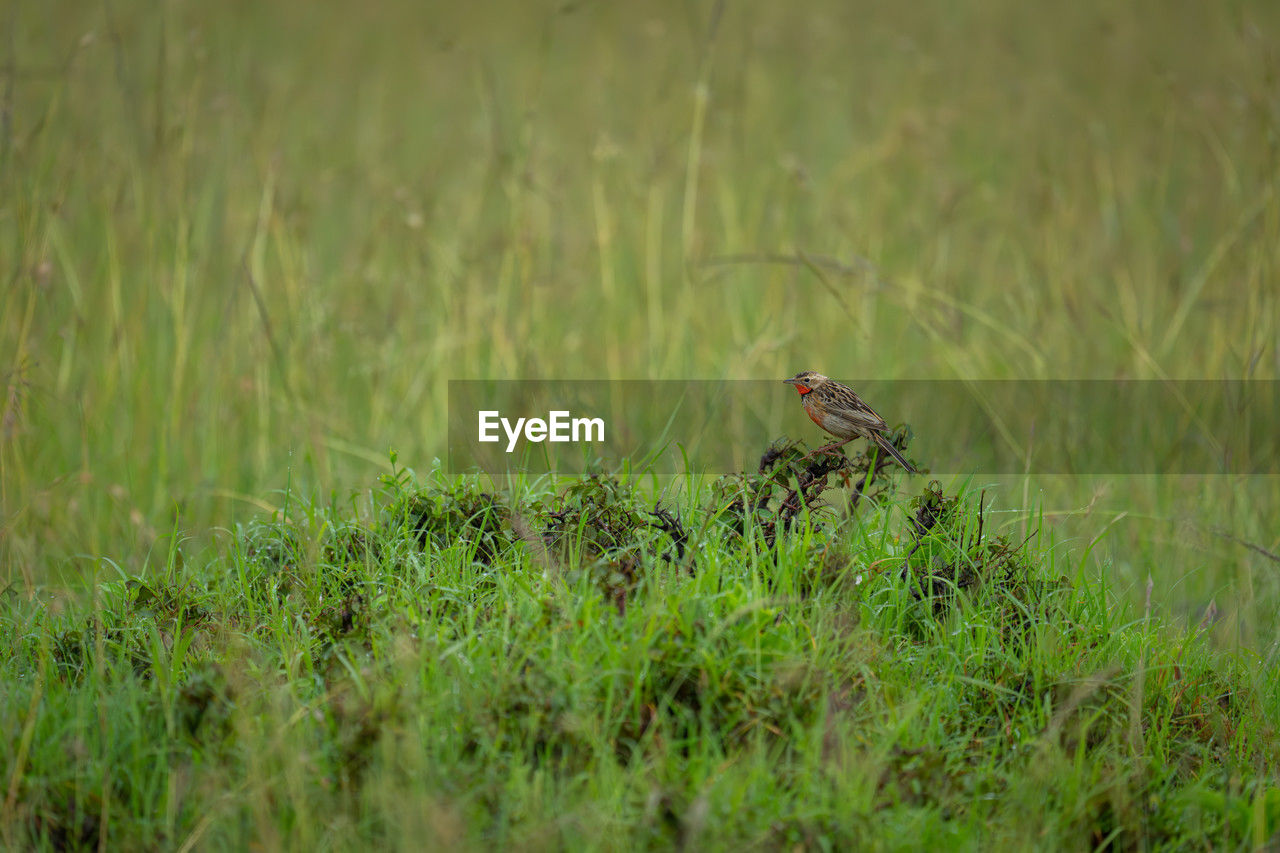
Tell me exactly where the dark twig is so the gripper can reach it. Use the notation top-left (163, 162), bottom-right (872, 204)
top-left (1209, 527), bottom-right (1280, 565)
top-left (650, 504), bottom-right (689, 565)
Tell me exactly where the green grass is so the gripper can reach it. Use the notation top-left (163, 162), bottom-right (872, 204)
top-left (2, 458), bottom-right (1277, 848)
top-left (4, 0), bottom-right (1280, 847)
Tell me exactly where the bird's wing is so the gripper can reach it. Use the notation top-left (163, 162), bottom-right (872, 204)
top-left (829, 384), bottom-right (890, 431)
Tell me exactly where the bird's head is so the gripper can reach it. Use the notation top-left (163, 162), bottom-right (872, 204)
top-left (782, 371), bottom-right (828, 395)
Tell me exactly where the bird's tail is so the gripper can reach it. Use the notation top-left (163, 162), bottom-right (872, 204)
top-left (872, 432), bottom-right (917, 474)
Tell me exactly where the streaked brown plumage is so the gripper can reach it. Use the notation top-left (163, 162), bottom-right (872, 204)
top-left (782, 371), bottom-right (917, 473)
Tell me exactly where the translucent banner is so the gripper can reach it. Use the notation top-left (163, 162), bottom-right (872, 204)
top-left (446, 380), bottom-right (1278, 475)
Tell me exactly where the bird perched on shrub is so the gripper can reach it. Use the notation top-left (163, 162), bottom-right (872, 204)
top-left (783, 371), bottom-right (917, 473)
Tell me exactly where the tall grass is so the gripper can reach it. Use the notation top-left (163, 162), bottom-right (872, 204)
top-left (4, 0), bottom-right (1278, 590)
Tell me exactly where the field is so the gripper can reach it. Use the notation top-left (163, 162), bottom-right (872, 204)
top-left (3, 0), bottom-right (1279, 848)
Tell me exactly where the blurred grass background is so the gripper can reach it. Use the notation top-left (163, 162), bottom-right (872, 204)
top-left (3, 1), bottom-right (1278, 642)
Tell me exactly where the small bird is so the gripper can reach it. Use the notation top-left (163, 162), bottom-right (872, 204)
top-left (783, 371), bottom-right (917, 473)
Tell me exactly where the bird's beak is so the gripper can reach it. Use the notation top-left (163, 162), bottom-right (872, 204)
top-left (782, 378), bottom-right (797, 385)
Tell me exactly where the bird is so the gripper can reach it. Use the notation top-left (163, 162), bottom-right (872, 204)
top-left (782, 371), bottom-right (917, 473)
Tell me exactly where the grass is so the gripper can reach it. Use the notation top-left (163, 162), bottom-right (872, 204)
top-left (4, 453), bottom-right (1277, 848)
top-left (3, 0), bottom-right (1280, 847)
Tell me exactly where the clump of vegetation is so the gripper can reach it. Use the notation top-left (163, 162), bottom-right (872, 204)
top-left (710, 432), bottom-right (921, 551)
top-left (712, 439), bottom-right (846, 546)
top-left (541, 473), bottom-right (690, 613)
top-left (901, 482), bottom-right (1061, 628)
top-left (542, 474), bottom-right (649, 562)
top-left (380, 472), bottom-right (512, 566)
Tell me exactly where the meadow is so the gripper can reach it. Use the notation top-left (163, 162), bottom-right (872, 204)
top-left (2, 0), bottom-right (1279, 848)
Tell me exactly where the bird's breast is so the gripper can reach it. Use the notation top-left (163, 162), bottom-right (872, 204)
top-left (805, 399), bottom-right (860, 438)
